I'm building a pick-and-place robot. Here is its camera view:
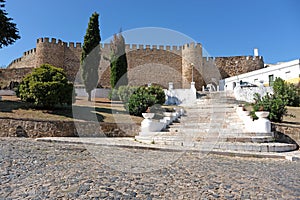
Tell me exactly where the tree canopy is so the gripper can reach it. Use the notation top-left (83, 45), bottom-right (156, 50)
top-left (18, 64), bottom-right (73, 108)
top-left (81, 12), bottom-right (101, 101)
top-left (0, 0), bottom-right (20, 48)
top-left (110, 32), bottom-right (128, 88)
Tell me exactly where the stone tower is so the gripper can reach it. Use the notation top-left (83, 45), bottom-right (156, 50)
top-left (35, 38), bottom-right (65, 68)
top-left (181, 43), bottom-right (204, 90)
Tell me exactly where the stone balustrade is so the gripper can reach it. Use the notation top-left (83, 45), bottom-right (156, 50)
top-left (236, 107), bottom-right (272, 134)
top-left (138, 109), bottom-right (184, 137)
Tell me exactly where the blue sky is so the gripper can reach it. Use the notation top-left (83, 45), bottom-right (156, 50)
top-left (0, 0), bottom-right (299, 67)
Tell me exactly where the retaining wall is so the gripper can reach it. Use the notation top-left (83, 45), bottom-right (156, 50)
top-left (0, 117), bottom-right (139, 138)
top-left (272, 123), bottom-right (300, 147)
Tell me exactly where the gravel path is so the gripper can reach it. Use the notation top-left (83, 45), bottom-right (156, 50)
top-left (1, 138), bottom-right (300, 199)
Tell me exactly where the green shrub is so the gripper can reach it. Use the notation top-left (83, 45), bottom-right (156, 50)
top-left (251, 93), bottom-right (289, 122)
top-left (250, 78), bottom-right (299, 122)
top-left (108, 88), bottom-right (119, 101)
top-left (117, 85), bottom-right (137, 103)
top-left (145, 85), bottom-right (166, 105)
top-left (18, 64), bottom-right (73, 108)
top-left (127, 92), bottom-right (156, 116)
top-left (273, 77), bottom-right (300, 107)
top-left (126, 85), bottom-right (166, 116)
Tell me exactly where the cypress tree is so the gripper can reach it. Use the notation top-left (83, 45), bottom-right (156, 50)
top-left (81, 12), bottom-right (101, 101)
top-left (110, 32), bottom-right (128, 88)
top-left (0, 0), bottom-right (20, 48)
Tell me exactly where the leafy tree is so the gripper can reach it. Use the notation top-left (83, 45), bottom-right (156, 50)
top-left (18, 64), bottom-right (73, 108)
top-left (81, 12), bottom-right (101, 101)
top-left (0, 0), bottom-right (20, 48)
top-left (110, 32), bottom-right (128, 88)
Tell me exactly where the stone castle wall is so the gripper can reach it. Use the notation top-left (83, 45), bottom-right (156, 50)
top-left (3, 37), bottom-right (264, 90)
top-left (214, 56), bottom-right (264, 78)
top-left (181, 43), bottom-right (204, 89)
top-left (126, 47), bottom-right (183, 89)
top-left (0, 68), bottom-right (33, 89)
top-left (8, 48), bottom-right (37, 69)
top-left (7, 38), bottom-right (82, 82)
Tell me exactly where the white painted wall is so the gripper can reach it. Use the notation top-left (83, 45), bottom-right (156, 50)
top-left (221, 59), bottom-right (300, 91)
top-left (75, 88), bottom-right (111, 98)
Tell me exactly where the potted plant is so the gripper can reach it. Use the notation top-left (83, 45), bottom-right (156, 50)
top-left (255, 106), bottom-right (270, 119)
top-left (142, 107), bottom-right (155, 119)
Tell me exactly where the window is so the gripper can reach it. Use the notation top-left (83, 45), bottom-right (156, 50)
top-left (269, 74), bottom-right (274, 86)
top-left (285, 71), bottom-right (291, 79)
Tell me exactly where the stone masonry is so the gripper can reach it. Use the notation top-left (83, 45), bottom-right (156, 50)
top-left (2, 37), bottom-right (264, 90)
top-left (0, 117), bottom-right (139, 138)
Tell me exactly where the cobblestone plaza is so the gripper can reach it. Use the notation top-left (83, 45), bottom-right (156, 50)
top-left (1, 138), bottom-right (299, 199)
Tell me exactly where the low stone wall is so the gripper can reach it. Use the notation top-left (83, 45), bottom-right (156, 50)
top-left (272, 123), bottom-right (300, 147)
top-left (0, 117), bottom-right (139, 138)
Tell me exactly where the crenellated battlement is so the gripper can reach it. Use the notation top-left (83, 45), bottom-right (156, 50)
top-left (5, 37), bottom-right (265, 90)
top-left (201, 55), bottom-right (264, 64)
top-left (36, 37), bottom-right (82, 48)
top-left (182, 42), bottom-right (202, 50)
top-left (35, 37), bottom-right (202, 55)
top-left (23, 48), bottom-right (36, 56)
top-left (101, 43), bottom-right (184, 54)
top-left (8, 48), bottom-right (37, 68)
top-left (214, 55), bottom-right (263, 61)
top-left (7, 57), bottom-right (22, 68)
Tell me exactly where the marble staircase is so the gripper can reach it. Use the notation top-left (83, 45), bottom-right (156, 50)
top-left (135, 92), bottom-right (298, 153)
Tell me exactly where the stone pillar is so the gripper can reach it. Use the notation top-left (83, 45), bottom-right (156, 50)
top-left (168, 82), bottom-right (174, 90)
top-left (191, 82), bottom-right (196, 93)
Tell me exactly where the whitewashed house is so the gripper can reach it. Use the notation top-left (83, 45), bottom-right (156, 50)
top-left (220, 59), bottom-right (300, 91)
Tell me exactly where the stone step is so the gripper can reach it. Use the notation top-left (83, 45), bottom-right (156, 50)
top-left (180, 116), bottom-right (238, 121)
top-left (196, 100), bottom-right (238, 104)
top-left (198, 142), bottom-right (298, 153)
top-left (161, 129), bottom-right (273, 137)
top-left (169, 124), bottom-right (245, 130)
top-left (135, 136), bottom-right (297, 152)
top-left (187, 102), bottom-right (237, 106)
top-left (168, 127), bottom-right (224, 133)
top-left (195, 136), bottom-right (275, 143)
top-left (220, 132), bottom-right (274, 137)
top-left (186, 106), bottom-right (237, 111)
top-left (136, 134), bottom-right (274, 144)
top-left (179, 117), bottom-right (243, 122)
top-left (137, 92), bottom-right (298, 154)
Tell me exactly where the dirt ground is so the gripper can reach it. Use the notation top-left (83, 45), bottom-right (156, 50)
top-left (0, 96), bottom-right (143, 123)
top-left (0, 95), bottom-right (299, 125)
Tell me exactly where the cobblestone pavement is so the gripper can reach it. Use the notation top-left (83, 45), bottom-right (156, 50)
top-left (1, 138), bottom-right (300, 199)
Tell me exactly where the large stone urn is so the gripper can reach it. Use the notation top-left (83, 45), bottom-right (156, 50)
top-left (254, 111), bottom-right (271, 133)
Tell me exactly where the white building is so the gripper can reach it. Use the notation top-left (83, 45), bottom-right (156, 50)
top-left (220, 59), bottom-right (300, 91)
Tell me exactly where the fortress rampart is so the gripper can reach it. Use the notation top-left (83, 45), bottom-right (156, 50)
top-left (3, 37), bottom-right (264, 90)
